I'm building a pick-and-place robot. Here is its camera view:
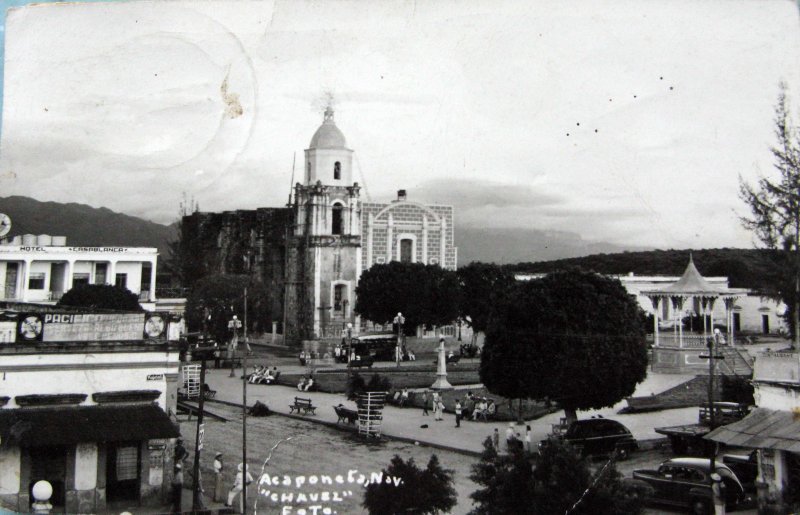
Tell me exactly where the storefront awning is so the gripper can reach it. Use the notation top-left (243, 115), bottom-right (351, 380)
top-left (0, 404), bottom-right (179, 447)
top-left (705, 407), bottom-right (800, 452)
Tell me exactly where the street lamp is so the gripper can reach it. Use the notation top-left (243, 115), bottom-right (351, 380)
top-left (700, 328), bottom-right (725, 477)
top-left (346, 322), bottom-right (353, 365)
top-left (393, 312), bottom-right (405, 367)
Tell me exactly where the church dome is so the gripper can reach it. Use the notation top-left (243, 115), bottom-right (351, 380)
top-left (309, 106), bottom-right (347, 149)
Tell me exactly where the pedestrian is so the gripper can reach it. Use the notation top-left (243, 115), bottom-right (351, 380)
top-left (525, 425), bottom-right (532, 453)
top-left (226, 463), bottom-right (253, 513)
top-left (213, 452), bottom-right (224, 503)
top-left (492, 428), bottom-right (500, 451)
top-left (454, 400), bottom-right (462, 427)
top-left (506, 422), bottom-right (515, 450)
top-left (171, 463), bottom-right (183, 514)
top-left (421, 391), bottom-right (429, 416)
top-left (400, 388), bottom-right (409, 407)
top-left (174, 438), bottom-right (188, 465)
top-left (434, 397), bottom-right (444, 421)
top-left (711, 473), bottom-right (726, 515)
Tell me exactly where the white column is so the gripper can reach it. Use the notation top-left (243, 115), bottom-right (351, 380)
top-left (108, 260), bottom-right (116, 285)
top-left (367, 213), bottom-right (374, 266)
top-left (439, 219), bottom-right (447, 266)
top-left (65, 260), bottom-right (75, 291)
top-left (21, 259), bottom-right (31, 301)
top-left (387, 214), bottom-right (394, 262)
top-left (150, 259), bottom-right (157, 301)
top-left (422, 215), bottom-right (429, 264)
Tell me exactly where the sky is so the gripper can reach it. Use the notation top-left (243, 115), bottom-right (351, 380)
top-left (0, 0), bottom-right (798, 251)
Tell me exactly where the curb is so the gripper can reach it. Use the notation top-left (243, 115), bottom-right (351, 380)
top-left (202, 399), bottom-right (667, 459)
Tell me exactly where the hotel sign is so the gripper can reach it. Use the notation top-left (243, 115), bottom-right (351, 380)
top-left (18, 312), bottom-right (146, 342)
top-left (0, 246), bottom-right (156, 254)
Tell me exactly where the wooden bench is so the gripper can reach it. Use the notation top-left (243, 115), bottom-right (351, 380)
top-left (347, 356), bottom-right (374, 369)
top-left (202, 384), bottom-right (216, 400)
top-left (289, 397), bottom-right (317, 415)
top-left (432, 355), bottom-right (461, 365)
top-left (334, 405), bottom-right (358, 424)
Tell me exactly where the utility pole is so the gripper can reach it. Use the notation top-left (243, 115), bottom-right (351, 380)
top-left (242, 286), bottom-right (248, 514)
top-left (700, 329), bottom-right (725, 476)
top-left (191, 356), bottom-right (206, 511)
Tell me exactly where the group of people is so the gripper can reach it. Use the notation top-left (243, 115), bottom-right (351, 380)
top-left (297, 375), bottom-right (315, 391)
top-left (464, 392), bottom-right (497, 421)
top-left (491, 424), bottom-right (533, 453)
top-left (171, 442), bottom-right (254, 514)
top-left (298, 350), bottom-right (317, 366)
top-left (247, 365), bottom-right (279, 384)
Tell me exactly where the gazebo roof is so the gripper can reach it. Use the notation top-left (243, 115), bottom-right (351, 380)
top-left (644, 255), bottom-right (745, 297)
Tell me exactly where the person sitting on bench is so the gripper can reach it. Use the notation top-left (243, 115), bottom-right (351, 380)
top-left (472, 398), bottom-right (487, 420)
top-left (408, 349), bottom-right (416, 361)
top-left (297, 377), bottom-right (306, 391)
top-left (303, 376), bottom-right (314, 392)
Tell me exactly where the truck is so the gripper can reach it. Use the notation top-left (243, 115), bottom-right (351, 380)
top-left (654, 402), bottom-right (750, 455)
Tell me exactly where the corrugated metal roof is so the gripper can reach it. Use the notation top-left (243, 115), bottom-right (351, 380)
top-left (706, 408), bottom-right (800, 451)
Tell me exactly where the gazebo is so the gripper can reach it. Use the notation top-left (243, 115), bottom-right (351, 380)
top-left (643, 256), bottom-right (747, 349)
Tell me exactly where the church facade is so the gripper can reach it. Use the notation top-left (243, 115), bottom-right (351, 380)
top-left (180, 108), bottom-right (456, 343)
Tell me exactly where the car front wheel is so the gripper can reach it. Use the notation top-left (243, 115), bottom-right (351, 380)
top-left (691, 498), bottom-right (711, 515)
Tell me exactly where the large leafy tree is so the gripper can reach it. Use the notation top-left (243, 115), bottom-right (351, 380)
top-left (355, 262), bottom-right (461, 331)
top-left (457, 262), bottom-right (516, 336)
top-left (740, 83), bottom-right (800, 348)
top-left (470, 437), bottom-right (646, 515)
top-left (469, 437), bottom-right (535, 515)
top-left (480, 268), bottom-right (648, 422)
top-left (57, 284), bottom-right (143, 312)
top-left (363, 454), bottom-right (457, 515)
top-left (184, 274), bottom-right (270, 343)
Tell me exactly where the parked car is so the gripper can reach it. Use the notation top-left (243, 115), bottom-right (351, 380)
top-left (538, 418), bottom-right (638, 459)
top-left (723, 450), bottom-right (758, 493)
top-left (632, 457), bottom-right (746, 514)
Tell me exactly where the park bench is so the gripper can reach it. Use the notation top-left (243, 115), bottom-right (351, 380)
top-left (432, 355), bottom-right (461, 365)
top-left (289, 397), bottom-right (317, 415)
top-left (202, 383), bottom-right (216, 400)
top-left (347, 356), bottom-right (374, 368)
top-left (333, 405), bottom-right (358, 424)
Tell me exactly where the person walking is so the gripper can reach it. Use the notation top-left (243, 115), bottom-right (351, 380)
top-left (213, 452), bottom-right (224, 503)
top-left (525, 425), bottom-right (532, 453)
top-left (421, 391), bottom-right (429, 416)
top-left (454, 400), bottom-right (462, 428)
top-left (711, 473), bottom-right (726, 515)
top-left (226, 463), bottom-right (253, 513)
top-left (506, 423), bottom-right (515, 451)
top-left (434, 397), bottom-right (444, 421)
top-left (492, 428), bottom-right (500, 451)
top-left (171, 463), bottom-right (183, 514)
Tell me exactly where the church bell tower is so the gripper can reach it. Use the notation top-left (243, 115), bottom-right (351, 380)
top-left (285, 106), bottom-right (362, 342)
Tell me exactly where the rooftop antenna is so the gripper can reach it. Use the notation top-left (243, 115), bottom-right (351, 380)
top-left (288, 152), bottom-right (296, 206)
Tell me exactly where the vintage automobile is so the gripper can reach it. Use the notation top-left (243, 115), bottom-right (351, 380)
top-left (538, 418), bottom-right (638, 459)
top-left (632, 457), bottom-right (746, 514)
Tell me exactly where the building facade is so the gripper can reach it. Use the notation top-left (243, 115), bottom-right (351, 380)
top-left (0, 309), bottom-right (181, 513)
top-left (0, 234), bottom-right (158, 308)
top-left (180, 107), bottom-right (457, 343)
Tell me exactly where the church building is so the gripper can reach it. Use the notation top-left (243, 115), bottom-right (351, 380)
top-left (180, 107), bottom-right (456, 343)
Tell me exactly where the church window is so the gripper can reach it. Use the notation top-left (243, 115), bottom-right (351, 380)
top-left (334, 284), bottom-right (345, 312)
top-left (400, 239), bottom-right (413, 263)
top-left (334, 161), bottom-right (341, 180)
top-left (332, 203), bottom-right (344, 235)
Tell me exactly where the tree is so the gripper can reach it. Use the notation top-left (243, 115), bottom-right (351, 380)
top-left (184, 274), bottom-right (270, 343)
top-left (480, 268), bottom-right (648, 422)
top-left (457, 262), bottom-right (516, 336)
top-left (470, 437), bottom-right (646, 515)
top-left (57, 284), bottom-right (143, 312)
top-left (355, 262), bottom-right (461, 331)
top-left (740, 83), bottom-right (800, 347)
top-left (469, 437), bottom-right (535, 515)
top-left (363, 454), bottom-right (457, 515)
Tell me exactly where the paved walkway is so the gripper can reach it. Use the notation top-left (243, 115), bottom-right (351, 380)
top-left (203, 368), bottom-right (699, 456)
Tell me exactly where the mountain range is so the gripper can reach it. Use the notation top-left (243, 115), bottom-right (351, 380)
top-left (0, 195), bottom-right (650, 266)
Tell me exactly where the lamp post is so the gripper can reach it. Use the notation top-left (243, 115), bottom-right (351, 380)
top-left (700, 329), bottom-right (725, 477)
top-left (346, 322), bottom-right (353, 365)
top-left (393, 312), bottom-right (405, 367)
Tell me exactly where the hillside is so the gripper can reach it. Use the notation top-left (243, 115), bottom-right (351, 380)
top-left (0, 196), bottom-right (177, 258)
top-left (507, 248), bottom-right (778, 290)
